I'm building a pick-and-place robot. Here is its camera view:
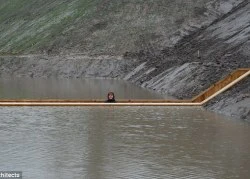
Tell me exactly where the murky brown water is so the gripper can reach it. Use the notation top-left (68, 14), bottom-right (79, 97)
top-left (0, 107), bottom-right (250, 179)
top-left (0, 78), bottom-right (166, 99)
top-left (0, 79), bottom-right (250, 179)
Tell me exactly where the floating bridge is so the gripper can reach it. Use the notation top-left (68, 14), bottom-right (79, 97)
top-left (0, 68), bottom-right (249, 106)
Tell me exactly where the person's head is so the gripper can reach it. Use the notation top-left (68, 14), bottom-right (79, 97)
top-left (107, 92), bottom-right (115, 101)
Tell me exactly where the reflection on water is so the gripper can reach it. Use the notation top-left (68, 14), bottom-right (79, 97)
top-left (0, 106), bottom-right (249, 179)
top-left (0, 78), bottom-right (166, 99)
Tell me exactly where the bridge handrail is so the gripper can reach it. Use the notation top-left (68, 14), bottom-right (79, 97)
top-left (192, 68), bottom-right (250, 103)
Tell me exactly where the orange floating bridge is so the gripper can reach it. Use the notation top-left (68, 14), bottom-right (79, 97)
top-left (0, 68), bottom-right (249, 106)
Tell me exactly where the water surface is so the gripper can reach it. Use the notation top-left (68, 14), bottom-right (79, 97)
top-left (0, 107), bottom-right (249, 179)
top-left (0, 78), bottom-right (249, 179)
top-left (0, 78), bottom-right (166, 99)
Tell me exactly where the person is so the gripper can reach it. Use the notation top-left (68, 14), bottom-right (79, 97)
top-left (105, 92), bottom-right (116, 103)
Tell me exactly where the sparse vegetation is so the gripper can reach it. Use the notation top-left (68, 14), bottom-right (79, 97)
top-left (0, 0), bottom-right (213, 55)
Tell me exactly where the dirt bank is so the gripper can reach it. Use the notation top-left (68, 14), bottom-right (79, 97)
top-left (0, 54), bottom-right (134, 78)
top-left (205, 77), bottom-right (250, 122)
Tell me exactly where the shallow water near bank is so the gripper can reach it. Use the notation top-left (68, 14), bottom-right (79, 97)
top-left (0, 106), bottom-right (250, 179)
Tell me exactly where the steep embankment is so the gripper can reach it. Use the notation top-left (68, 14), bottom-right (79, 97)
top-left (127, 0), bottom-right (250, 96)
top-left (0, 0), bottom-right (249, 120)
top-left (205, 77), bottom-right (250, 122)
top-left (0, 54), bottom-right (132, 78)
top-left (124, 0), bottom-right (250, 121)
top-left (0, 0), bottom-right (239, 55)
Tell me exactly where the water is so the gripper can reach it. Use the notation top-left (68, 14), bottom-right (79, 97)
top-left (0, 79), bottom-right (250, 179)
top-left (0, 78), bottom-right (166, 99)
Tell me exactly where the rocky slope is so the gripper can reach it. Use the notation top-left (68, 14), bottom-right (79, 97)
top-left (123, 0), bottom-right (250, 120)
top-left (0, 0), bottom-right (249, 121)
